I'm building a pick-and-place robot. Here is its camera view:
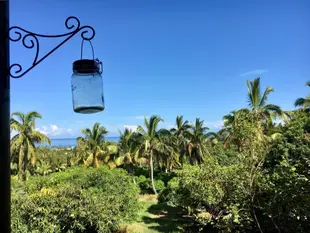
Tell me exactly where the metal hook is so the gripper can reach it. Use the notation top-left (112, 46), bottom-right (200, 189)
top-left (80, 39), bottom-right (95, 60)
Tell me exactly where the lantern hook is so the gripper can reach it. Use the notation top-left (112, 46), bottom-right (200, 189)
top-left (9, 16), bottom-right (96, 78)
top-left (80, 39), bottom-right (95, 60)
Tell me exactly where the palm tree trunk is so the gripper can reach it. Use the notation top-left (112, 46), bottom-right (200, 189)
top-left (149, 152), bottom-right (157, 195)
top-left (18, 148), bottom-right (27, 181)
top-left (93, 152), bottom-right (99, 168)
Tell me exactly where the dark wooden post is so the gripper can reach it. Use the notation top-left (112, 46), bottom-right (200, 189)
top-left (0, 0), bottom-right (11, 232)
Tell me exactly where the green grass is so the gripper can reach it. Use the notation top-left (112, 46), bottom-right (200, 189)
top-left (124, 196), bottom-right (190, 233)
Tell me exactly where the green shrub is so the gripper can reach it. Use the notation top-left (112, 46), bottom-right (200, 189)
top-left (159, 113), bottom-right (310, 232)
top-left (135, 175), bottom-right (151, 194)
top-left (154, 179), bottom-right (165, 193)
top-left (256, 112), bottom-right (310, 233)
top-left (135, 174), bottom-right (166, 194)
top-left (158, 177), bottom-right (180, 204)
top-left (159, 163), bottom-right (252, 232)
top-left (11, 166), bottom-right (140, 233)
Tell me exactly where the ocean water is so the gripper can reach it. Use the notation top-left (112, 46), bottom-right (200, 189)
top-left (47, 137), bottom-right (120, 148)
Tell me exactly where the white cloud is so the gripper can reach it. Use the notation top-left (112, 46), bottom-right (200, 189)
top-left (36, 127), bottom-right (49, 136)
top-left (206, 121), bottom-right (224, 129)
top-left (240, 69), bottom-right (268, 77)
top-left (124, 125), bottom-right (138, 132)
top-left (213, 122), bottom-right (224, 129)
top-left (36, 124), bottom-right (73, 137)
top-left (51, 124), bottom-right (58, 132)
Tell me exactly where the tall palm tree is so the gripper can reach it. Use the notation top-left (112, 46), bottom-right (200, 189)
top-left (116, 129), bottom-right (140, 165)
top-left (170, 116), bottom-right (191, 166)
top-left (10, 111), bottom-right (50, 181)
top-left (114, 129), bottom-right (145, 180)
top-left (155, 129), bottom-right (179, 172)
top-left (222, 78), bottom-right (283, 150)
top-left (187, 118), bottom-right (210, 165)
top-left (137, 115), bottom-right (164, 195)
top-left (246, 77), bottom-right (282, 122)
top-left (77, 123), bottom-right (108, 168)
top-left (295, 81), bottom-right (310, 111)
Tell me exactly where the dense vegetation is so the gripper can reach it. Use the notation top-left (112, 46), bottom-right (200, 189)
top-left (12, 167), bottom-right (139, 233)
top-left (11, 78), bottom-right (310, 232)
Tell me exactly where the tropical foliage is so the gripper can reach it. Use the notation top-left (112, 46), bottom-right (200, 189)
top-left (10, 111), bottom-right (50, 181)
top-left (10, 78), bottom-right (310, 232)
top-left (295, 81), bottom-right (310, 111)
top-left (11, 167), bottom-right (139, 233)
top-left (77, 123), bottom-right (110, 168)
top-left (136, 115), bottom-right (165, 194)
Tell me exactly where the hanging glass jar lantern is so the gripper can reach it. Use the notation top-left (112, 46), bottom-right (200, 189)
top-left (71, 40), bottom-right (104, 114)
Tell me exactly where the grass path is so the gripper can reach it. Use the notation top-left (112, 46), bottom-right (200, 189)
top-left (123, 195), bottom-right (190, 233)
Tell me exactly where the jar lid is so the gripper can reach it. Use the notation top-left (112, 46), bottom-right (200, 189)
top-left (73, 59), bottom-right (100, 74)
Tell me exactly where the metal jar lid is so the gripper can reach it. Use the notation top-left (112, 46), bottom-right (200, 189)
top-left (73, 59), bottom-right (100, 74)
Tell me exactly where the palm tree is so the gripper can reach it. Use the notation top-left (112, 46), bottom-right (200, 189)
top-left (170, 116), bottom-right (191, 166)
top-left (221, 78), bottom-right (283, 150)
top-left (77, 123), bottom-right (108, 168)
top-left (223, 110), bottom-right (239, 127)
top-left (137, 115), bottom-right (164, 195)
top-left (294, 81), bottom-right (310, 111)
top-left (74, 137), bottom-right (90, 166)
top-left (221, 109), bottom-right (252, 149)
top-left (10, 111), bottom-right (50, 181)
top-left (155, 129), bottom-right (179, 172)
top-left (116, 129), bottom-right (145, 168)
top-left (187, 118), bottom-right (210, 165)
top-left (246, 77), bottom-right (282, 122)
top-left (100, 141), bottom-right (119, 168)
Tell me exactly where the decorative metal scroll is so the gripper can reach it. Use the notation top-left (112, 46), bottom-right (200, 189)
top-left (8, 16), bottom-right (95, 78)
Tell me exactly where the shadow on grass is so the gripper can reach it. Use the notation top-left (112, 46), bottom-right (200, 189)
top-left (141, 202), bottom-right (192, 233)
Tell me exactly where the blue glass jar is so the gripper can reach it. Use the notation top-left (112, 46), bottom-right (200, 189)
top-left (71, 59), bottom-right (104, 114)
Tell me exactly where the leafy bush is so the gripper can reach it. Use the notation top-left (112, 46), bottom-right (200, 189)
top-left (135, 175), bottom-right (151, 194)
top-left (160, 112), bottom-right (310, 232)
top-left (11, 166), bottom-right (140, 233)
top-left (135, 174), bottom-right (166, 194)
top-left (256, 112), bottom-right (310, 233)
top-left (154, 179), bottom-right (165, 193)
top-left (158, 177), bottom-right (180, 204)
top-left (159, 160), bottom-right (259, 232)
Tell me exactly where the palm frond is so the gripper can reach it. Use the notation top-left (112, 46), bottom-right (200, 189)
top-left (81, 128), bottom-right (92, 138)
top-left (32, 131), bottom-right (51, 144)
top-left (176, 115), bottom-right (183, 129)
top-left (137, 125), bottom-right (147, 136)
top-left (263, 104), bottom-right (282, 116)
top-left (11, 112), bottom-right (25, 124)
top-left (294, 98), bottom-right (306, 107)
top-left (259, 86), bottom-right (274, 108)
top-left (10, 118), bottom-right (22, 131)
top-left (25, 111), bottom-right (42, 128)
top-left (246, 77), bottom-right (261, 110)
top-left (281, 111), bottom-right (293, 123)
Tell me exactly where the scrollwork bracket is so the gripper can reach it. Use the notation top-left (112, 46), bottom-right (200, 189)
top-left (9, 16), bottom-right (95, 78)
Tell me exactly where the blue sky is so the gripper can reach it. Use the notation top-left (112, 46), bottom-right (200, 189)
top-left (10, 0), bottom-right (310, 138)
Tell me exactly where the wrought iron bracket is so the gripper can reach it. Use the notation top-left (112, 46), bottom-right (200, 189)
top-left (8, 16), bottom-right (95, 78)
